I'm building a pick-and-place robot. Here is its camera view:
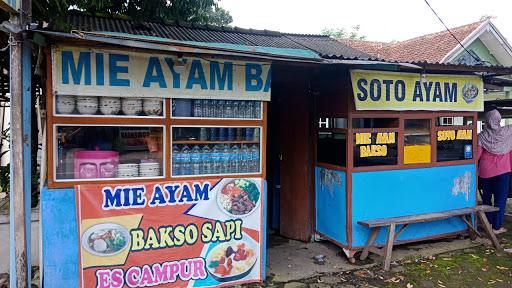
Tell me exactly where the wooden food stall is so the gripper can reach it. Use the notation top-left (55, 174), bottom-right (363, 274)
top-left (42, 44), bottom-right (270, 287)
top-left (314, 69), bottom-right (482, 260)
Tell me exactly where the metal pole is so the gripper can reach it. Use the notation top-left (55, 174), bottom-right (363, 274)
top-left (9, 0), bottom-right (31, 287)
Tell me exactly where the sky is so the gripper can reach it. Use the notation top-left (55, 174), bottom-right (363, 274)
top-left (219, 0), bottom-right (512, 43)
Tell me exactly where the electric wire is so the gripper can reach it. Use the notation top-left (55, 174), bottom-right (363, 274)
top-left (422, 0), bottom-right (487, 65)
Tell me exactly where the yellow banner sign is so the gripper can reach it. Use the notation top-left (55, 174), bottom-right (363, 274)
top-left (350, 70), bottom-right (483, 111)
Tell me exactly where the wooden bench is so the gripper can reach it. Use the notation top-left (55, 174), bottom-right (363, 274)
top-left (357, 205), bottom-right (501, 271)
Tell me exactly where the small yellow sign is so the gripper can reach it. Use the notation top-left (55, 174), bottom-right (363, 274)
top-left (437, 129), bottom-right (473, 141)
top-left (355, 132), bottom-right (396, 158)
top-left (350, 70), bottom-right (483, 111)
top-left (404, 145), bottom-right (431, 164)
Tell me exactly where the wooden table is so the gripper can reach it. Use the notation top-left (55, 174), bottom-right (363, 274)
top-left (358, 205), bottom-right (501, 271)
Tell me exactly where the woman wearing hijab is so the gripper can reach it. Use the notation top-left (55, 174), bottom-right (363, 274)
top-left (478, 109), bottom-right (512, 234)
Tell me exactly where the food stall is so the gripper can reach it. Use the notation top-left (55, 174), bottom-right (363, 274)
top-left (314, 69), bottom-right (482, 260)
top-left (42, 44), bottom-right (270, 287)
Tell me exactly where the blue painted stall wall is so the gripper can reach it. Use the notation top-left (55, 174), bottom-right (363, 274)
top-left (41, 188), bottom-right (79, 287)
top-left (315, 167), bottom-right (347, 245)
top-left (351, 164), bottom-right (476, 247)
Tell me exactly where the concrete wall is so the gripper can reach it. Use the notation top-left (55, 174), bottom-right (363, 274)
top-left (0, 210), bottom-right (40, 273)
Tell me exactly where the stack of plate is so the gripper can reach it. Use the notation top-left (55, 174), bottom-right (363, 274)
top-left (143, 99), bottom-right (163, 116)
top-left (99, 97), bottom-right (121, 115)
top-left (76, 96), bottom-right (99, 115)
top-left (122, 98), bottom-right (143, 116)
top-left (139, 163), bottom-right (160, 177)
top-left (117, 163), bottom-right (139, 178)
top-left (56, 95), bottom-right (76, 114)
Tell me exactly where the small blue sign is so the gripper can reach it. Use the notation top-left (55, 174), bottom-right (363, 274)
top-left (464, 144), bottom-right (472, 159)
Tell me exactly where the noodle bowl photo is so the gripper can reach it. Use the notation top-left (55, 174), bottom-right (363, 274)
top-left (81, 223), bottom-right (130, 257)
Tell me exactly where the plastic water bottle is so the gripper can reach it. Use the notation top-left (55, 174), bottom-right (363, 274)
top-left (246, 101), bottom-right (254, 118)
top-left (172, 145), bottom-right (181, 176)
top-left (199, 127), bottom-right (208, 141)
top-left (226, 101), bottom-right (233, 118)
top-left (206, 100), bottom-right (215, 117)
top-left (240, 101), bottom-right (247, 118)
top-left (193, 100), bottom-right (202, 117)
top-left (212, 100), bottom-right (219, 117)
top-left (253, 127), bottom-right (260, 142)
top-left (245, 127), bottom-right (254, 141)
top-left (221, 144), bottom-right (230, 174)
top-left (227, 128), bottom-right (235, 141)
top-left (250, 145), bottom-right (260, 172)
top-left (218, 100), bottom-right (226, 118)
top-left (219, 127), bottom-right (227, 141)
top-left (191, 145), bottom-right (202, 175)
top-left (240, 144), bottom-right (250, 173)
top-left (233, 101), bottom-right (240, 118)
top-left (230, 144), bottom-right (240, 173)
top-left (181, 145), bottom-right (191, 175)
top-left (201, 145), bottom-right (212, 175)
top-left (209, 127), bottom-right (218, 141)
top-left (236, 127), bottom-right (244, 141)
top-left (254, 101), bottom-right (261, 118)
top-left (212, 144), bottom-right (222, 174)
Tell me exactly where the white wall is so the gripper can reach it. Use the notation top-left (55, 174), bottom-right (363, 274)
top-left (0, 211), bottom-right (40, 273)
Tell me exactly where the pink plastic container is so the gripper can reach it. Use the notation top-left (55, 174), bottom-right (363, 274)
top-left (74, 151), bottom-right (119, 179)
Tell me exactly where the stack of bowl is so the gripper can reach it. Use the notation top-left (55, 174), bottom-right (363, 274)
top-left (99, 97), bottom-right (122, 115)
top-left (117, 163), bottom-right (139, 178)
top-left (139, 162), bottom-right (161, 177)
top-left (143, 99), bottom-right (163, 116)
top-left (56, 95), bottom-right (76, 114)
top-left (122, 98), bottom-right (143, 116)
top-left (76, 96), bottom-right (99, 115)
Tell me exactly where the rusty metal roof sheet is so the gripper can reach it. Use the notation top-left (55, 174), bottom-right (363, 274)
top-left (63, 11), bottom-right (370, 59)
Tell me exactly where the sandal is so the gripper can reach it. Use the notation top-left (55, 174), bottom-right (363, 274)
top-left (493, 228), bottom-right (508, 234)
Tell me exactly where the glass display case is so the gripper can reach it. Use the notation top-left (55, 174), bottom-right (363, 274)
top-left (171, 126), bottom-right (262, 176)
top-left (49, 86), bottom-right (266, 187)
top-left (54, 125), bottom-right (164, 181)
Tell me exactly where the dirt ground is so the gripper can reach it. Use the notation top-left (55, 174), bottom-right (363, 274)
top-left (247, 222), bottom-right (512, 288)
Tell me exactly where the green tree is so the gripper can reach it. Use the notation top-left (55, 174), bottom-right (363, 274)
top-left (322, 25), bottom-right (366, 40)
top-left (32, 0), bottom-right (233, 30)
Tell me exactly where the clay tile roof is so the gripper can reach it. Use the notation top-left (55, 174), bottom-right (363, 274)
top-left (337, 39), bottom-right (391, 58)
top-left (339, 21), bottom-right (486, 63)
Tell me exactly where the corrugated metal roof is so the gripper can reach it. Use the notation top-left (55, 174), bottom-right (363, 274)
top-left (285, 34), bottom-right (371, 59)
top-left (64, 11), bottom-right (370, 59)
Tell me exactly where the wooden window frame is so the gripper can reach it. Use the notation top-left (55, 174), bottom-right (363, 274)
top-left (346, 112), bottom-right (477, 173)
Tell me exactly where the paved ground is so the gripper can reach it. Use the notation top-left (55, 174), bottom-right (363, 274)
top-left (246, 221), bottom-right (512, 288)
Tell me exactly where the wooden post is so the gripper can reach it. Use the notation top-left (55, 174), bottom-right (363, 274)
top-left (8, 0), bottom-right (32, 287)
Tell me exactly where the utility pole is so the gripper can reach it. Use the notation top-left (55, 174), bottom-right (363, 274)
top-left (7, 0), bottom-right (32, 286)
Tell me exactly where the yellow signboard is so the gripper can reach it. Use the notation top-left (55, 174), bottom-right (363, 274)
top-left (350, 70), bottom-right (483, 111)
